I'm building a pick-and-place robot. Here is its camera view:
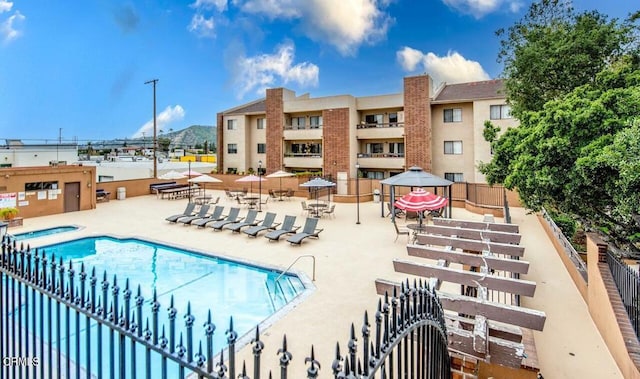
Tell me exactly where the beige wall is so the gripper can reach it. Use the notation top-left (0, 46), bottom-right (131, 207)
top-left (431, 102), bottom-right (476, 181)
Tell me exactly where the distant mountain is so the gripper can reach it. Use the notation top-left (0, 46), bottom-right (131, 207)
top-left (162, 125), bottom-right (217, 150)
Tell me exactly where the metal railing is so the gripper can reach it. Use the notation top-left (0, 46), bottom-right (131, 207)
top-left (356, 122), bottom-right (405, 129)
top-left (1, 238), bottom-right (451, 378)
top-left (606, 249), bottom-right (640, 341)
top-left (540, 207), bottom-right (588, 282)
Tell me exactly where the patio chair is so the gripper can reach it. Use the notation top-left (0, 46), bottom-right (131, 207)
top-left (386, 203), bottom-right (405, 218)
top-left (224, 189), bottom-right (233, 200)
top-left (243, 212), bottom-right (280, 237)
top-left (393, 221), bottom-right (410, 243)
top-left (264, 215), bottom-right (300, 241)
top-left (191, 206), bottom-right (226, 227)
top-left (268, 189), bottom-right (278, 199)
top-left (260, 196), bottom-right (269, 208)
top-left (177, 204), bottom-right (210, 225)
top-left (285, 189), bottom-right (294, 200)
top-left (286, 218), bottom-right (324, 245)
top-left (165, 202), bottom-right (196, 223)
top-left (322, 204), bottom-right (336, 219)
top-left (209, 196), bottom-right (220, 205)
top-left (225, 210), bottom-right (261, 233)
top-left (208, 207), bottom-right (244, 231)
top-left (301, 201), bottom-right (312, 216)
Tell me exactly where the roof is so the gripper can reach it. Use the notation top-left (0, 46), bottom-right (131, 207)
top-left (433, 79), bottom-right (506, 103)
top-left (224, 99), bottom-right (266, 115)
top-left (380, 166), bottom-right (452, 187)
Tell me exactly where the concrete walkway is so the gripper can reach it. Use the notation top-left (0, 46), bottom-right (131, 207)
top-left (12, 192), bottom-right (623, 378)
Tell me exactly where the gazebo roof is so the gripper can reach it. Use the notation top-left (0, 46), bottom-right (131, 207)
top-left (380, 166), bottom-right (453, 187)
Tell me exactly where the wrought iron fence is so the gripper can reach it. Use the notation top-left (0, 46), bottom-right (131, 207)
top-left (540, 207), bottom-right (588, 282)
top-left (1, 238), bottom-right (451, 378)
top-left (606, 249), bottom-right (640, 341)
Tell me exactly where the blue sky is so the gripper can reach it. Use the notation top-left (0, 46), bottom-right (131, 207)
top-left (0, 0), bottom-right (636, 142)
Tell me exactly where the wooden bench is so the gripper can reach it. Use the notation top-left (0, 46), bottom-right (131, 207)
top-left (150, 181), bottom-right (177, 194)
top-left (96, 189), bottom-right (111, 202)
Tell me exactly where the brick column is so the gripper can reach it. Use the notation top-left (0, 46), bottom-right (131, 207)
top-left (403, 75), bottom-right (432, 171)
top-left (265, 88), bottom-right (284, 173)
top-left (216, 112), bottom-right (224, 173)
top-left (322, 108), bottom-right (350, 179)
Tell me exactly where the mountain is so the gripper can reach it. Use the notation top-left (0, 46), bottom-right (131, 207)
top-left (162, 125), bottom-right (217, 150)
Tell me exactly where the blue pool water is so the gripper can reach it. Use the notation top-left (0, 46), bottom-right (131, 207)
top-left (11, 225), bottom-right (79, 241)
top-left (7, 236), bottom-right (308, 377)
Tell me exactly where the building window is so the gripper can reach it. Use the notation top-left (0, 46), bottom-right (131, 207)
top-left (444, 173), bottom-right (465, 182)
top-left (444, 141), bottom-right (463, 154)
top-left (443, 108), bottom-right (462, 123)
top-left (365, 114), bottom-right (383, 126)
top-left (363, 171), bottom-right (384, 179)
top-left (227, 119), bottom-right (237, 130)
top-left (226, 167), bottom-right (237, 174)
top-left (366, 143), bottom-right (384, 155)
top-left (290, 143), bottom-right (322, 156)
top-left (291, 117), bottom-right (305, 129)
top-left (490, 105), bottom-right (512, 119)
top-left (227, 143), bottom-right (238, 154)
top-left (25, 181), bottom-right (58, 191)
top-left (309, 116), bottom-right (322, 129)
top-left (257, 118), bottom-right (266, 129)
top-left (389, 142), bottom-right (404, 156)
top-left (257, 143), bottom-right (266, 154)
top-left (389, 112), bottom-right (398, 126)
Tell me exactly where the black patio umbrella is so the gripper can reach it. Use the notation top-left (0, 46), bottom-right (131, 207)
top-left (299, 177), bottom-right (336, 208)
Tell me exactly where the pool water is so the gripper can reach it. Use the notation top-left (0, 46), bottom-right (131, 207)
top-left (7, 236), bottom-right (307, 377)
top-left (11, 225), bottom-right (79, 241)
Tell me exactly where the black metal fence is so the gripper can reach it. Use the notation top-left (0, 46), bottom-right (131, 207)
top-left (606, 249), bottom-right (640, 341)
top-left (1, 238), bottom-right (451, 378)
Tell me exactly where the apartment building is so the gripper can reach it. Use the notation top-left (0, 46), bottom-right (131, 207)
top-left (216, 75), bottom-right (517, 184)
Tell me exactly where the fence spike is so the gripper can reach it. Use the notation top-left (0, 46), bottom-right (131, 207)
top-left (226, 316), bottom-right (238, 344)
top-left (277, 334), bottom-right (292, 376)
top-left (252, 326), bottom-right (264, 379)
top-left (348, 323), bottom-right (357, 373)
top-left (305, 345), bottom-right (321, 378)
top-left (331, 342), bottom-right (343, 375)
top-left (238, 361), bottom-right (249, 379)
top-left (215, 349), bottom-right (228, 378)
top-left (195, 341), bottom-right (206, 367)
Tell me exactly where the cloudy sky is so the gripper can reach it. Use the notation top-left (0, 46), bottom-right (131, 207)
top-left (0, 0), bottom-right (635, 141)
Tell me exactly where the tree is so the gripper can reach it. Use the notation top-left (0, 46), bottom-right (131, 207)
top-left (496, 0), bottom-right (638, 118)
top-left (481, 58), bottom-right (640, 248)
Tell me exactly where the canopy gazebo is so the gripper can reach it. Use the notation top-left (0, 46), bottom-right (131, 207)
top-left (379, 166), bottom-right (453, 219)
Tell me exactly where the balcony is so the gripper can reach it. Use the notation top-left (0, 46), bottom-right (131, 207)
top-left (284, 125), bottom-right (323, 140)
top-left (356, 153), bottom-right (405, 170)
top-left (283, 153), bottom-right (323, 168)
top-left (356, 122), bottom-right (404, 139)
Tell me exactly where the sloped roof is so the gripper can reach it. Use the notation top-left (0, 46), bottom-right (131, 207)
top-left (433, 79), bottom-right (505, 103)
top-left (225, 99), bottom-right (266, 115)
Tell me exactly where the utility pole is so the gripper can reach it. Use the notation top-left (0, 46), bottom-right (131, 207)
top-left (144, 79), bottom-right (159, 178)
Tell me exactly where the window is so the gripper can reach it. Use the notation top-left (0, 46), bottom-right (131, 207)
top-left (227, 143), bottom-right (237, 154)
top-left (309, 116), bottom-right (322, 129)
top-left (25, 181), bottom-right (58, 191)
top-left (365, 114), bottom-right (383, 125)
top-left (444, 173), bottom-right (465, 182)
top-left (227, 119), bottom-right (237, 130)
top-left (291, 117), bottom-right (305, 129)
top-left (389, 142), bottom-right (404, 156)
top-left (364, 171), bottom-right (384, 179)
top-left (366, 143), bottom-right (384, 154)
top-left (443, 108), bottom-right (462, 123)
top-left (226, 168), bottom-right (237, 174)
top-left (257, 143), bottom-right (266, 154)
top-left (490, 105), bottom-right (512, 119)
top-left (389, 112), bottom-right (398, 126)
top-left (290, 143), bottom-right (322, 155)
top-left (257, 118), bottom-right (266, 129)
top-left (444, 141), bottom-right (463, 154)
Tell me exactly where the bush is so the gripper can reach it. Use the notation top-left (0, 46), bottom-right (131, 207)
top-left (0, 207), bottom-right (19, 220)
top-left (550, 212), bottom-right (577, 239)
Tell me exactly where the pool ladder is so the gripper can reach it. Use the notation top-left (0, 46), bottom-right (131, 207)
top-left (266, 255), bottom-right (316, 310)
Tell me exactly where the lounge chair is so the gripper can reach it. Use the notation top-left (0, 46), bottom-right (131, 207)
top-left (264, 215), bottom-right (299, 241)
top-left (243, 212), bottom-right (280, 237)
top-left (287, 218), bottom-right (324, 245)
top-left (191, 206), bottom-right (225, 227)
top-left (225, 210), bottom-right (261, 233)
top-left (165, 202), bottom-right (196, 223)
top-left (177, 204), bottom-right (210, 225)
top-left (208, 208), bottom-right (243, 231)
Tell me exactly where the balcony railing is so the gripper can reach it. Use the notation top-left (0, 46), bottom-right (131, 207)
top-left (357, 153), bottom-right (404, 158)
top-left (284, 153), bottom-right (323, 157)
top-left (284, 125), bottom-right (323, 130)
top-left (357, 122), bottom-right (404, 129)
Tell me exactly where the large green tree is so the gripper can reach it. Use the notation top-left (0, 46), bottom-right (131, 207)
top-left (481, 58), bottom-right (640, 248)
top-left (496, 0), bottom-right (637, 118)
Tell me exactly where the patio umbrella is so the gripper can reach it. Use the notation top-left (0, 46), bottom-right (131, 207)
top-left (266, 170), bottom-right (295, 200)
top-left (394, 188), bottom-right (448, 226)
top-left (235, 174), bottom-right (266, 195)
top-left (299, 177), bottom-right (336, 207)
top-left (181, 169), bottom-right (202, 177)
top-left (188, 174), bottom-right (222, 194)
top-left (158, 170), bottom-right (187, 180)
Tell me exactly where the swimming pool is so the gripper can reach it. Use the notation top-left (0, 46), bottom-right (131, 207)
top-left (11, 225), bottom-right (79, 241)
top-left (7, 236), bottom-right (309, 377)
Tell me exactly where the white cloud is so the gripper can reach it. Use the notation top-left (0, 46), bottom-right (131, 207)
top-left (442, 0), bottom-right (522, 18)
top-left (188, 13), bottom-right (215, 38)
top-left (397, 47), bottom-right (490, 86)
top-left (1, 10), bottom-right (24, 44)
top-left (191, 0), bottom-right (228, 12)
top-left (234, 42), bottom-right (319, 98)
top-left (0, 0), bottom-right (13, 13)
top-left (238, 0), bottom-right (393, 55)
top-left (132, 105), bottom-right (186, 139)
